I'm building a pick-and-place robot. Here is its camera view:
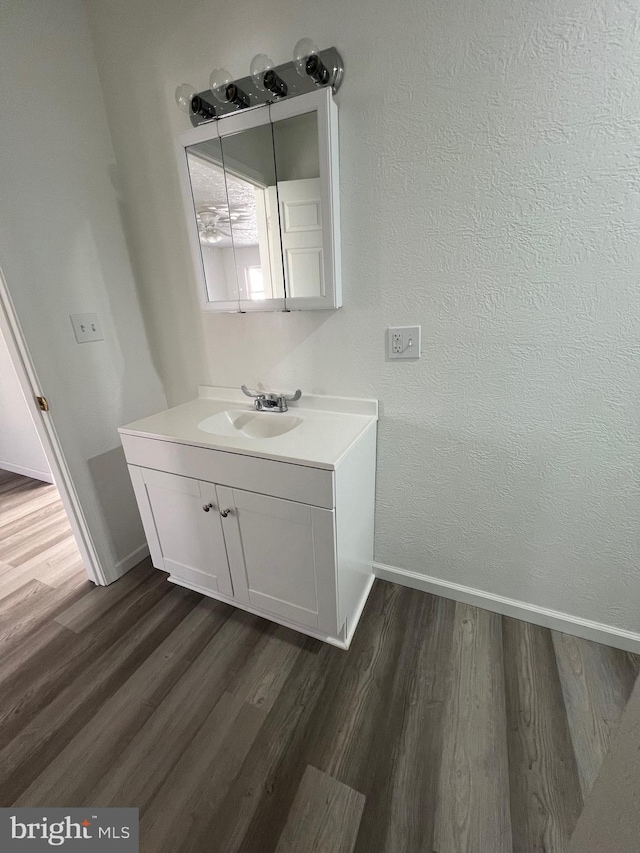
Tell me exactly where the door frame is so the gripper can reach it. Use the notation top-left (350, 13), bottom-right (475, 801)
top-left (0, 265), bottom-right (106, 585)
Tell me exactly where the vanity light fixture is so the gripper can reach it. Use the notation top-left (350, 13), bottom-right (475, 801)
top-left (210, 67), bottom-right (250, 109)
top-left (250, 53), bottom-right (288, 98)
top-left (293, 38), bottom-right (330, 85)
top-left (178, 43), bottom-right (343, 124)
top-left (175, 83), bottom-right (217, 119)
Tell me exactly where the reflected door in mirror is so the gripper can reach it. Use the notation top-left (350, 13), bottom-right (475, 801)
top-left (272, 111), bottom-right (324, 300)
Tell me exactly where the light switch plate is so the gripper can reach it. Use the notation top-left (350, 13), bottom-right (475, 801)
top-left (387, 325), bottom-right (421, 360)
top-left (70, 313), bottom-right (104, 343)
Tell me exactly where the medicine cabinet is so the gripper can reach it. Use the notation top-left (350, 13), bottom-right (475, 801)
top-left (176, 88), bottom-right (341, 312)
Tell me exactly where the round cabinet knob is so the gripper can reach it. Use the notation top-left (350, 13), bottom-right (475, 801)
top-left (220, 508), bottom-right (231, 518)
top-left (202, 503), bottom-right (214, 512)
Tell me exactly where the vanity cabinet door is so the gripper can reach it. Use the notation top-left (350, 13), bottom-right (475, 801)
top-left (133, 468), bottom-right (234, 597)
top-left (217, 486), bottom-right (338, 632)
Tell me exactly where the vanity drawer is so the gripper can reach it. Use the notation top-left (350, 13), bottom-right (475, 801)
top-left (120, 433), bottom-right (334, 509)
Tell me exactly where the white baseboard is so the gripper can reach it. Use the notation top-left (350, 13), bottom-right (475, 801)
top-left (0, 460), bottom-right (53, 483)
top-left (373, 562), bottom-right (640, 655)
top-left (100, 543), bottom-right (150, 585)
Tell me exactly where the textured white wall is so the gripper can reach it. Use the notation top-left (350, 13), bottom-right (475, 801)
top-left (0, 0), bottom-right (167, 576)
top-left (85, 0), bottom-right (640, 630)
top-left (0, 329), bottom-right (51, 482)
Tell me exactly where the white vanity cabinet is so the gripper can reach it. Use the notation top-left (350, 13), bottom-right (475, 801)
top-left (120, 392), bottom-right (377, 649)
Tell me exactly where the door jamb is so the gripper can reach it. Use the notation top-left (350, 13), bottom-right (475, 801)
top-left (0, 265), bottom-right (106, 585)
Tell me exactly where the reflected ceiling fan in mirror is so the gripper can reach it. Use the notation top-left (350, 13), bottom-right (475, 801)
top-left (197, 209), bottom-right (225, 245)
top-left (196, 205), bottom-right (253, 247)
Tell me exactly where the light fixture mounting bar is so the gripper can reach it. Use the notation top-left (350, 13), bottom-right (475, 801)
top-left (190, 47), bottom-right (343, 127)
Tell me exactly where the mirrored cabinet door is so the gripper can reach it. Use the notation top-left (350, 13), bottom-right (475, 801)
top-left (177, 87), bottom-right (341, 312)
top-left (218, 110), bottom-right (285, 312)
top-left (184, 135), bottom-right (240, 312)
top-left (271, 88), bottom-right (341, 310)
top-left (272, 111), bottom-right (322, 300)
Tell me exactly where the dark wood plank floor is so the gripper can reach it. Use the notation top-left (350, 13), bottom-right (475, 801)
top-left (1, 469), bottom-right (638, 852)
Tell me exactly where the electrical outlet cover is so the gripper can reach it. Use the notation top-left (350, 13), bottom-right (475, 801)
top-left (387, 326), bottom-right (421, 360)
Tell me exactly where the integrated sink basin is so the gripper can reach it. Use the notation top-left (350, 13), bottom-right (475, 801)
top-left (119, 386), bottom-right (378, 469)
top-left (197, 409), bottom-right (303, 440)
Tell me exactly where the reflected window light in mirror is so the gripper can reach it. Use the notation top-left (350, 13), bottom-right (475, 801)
top-left (246, 266), bottom-right (265, 300)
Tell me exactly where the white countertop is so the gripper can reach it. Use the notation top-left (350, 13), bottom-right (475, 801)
top-left (119, 386), bottom-right (378, 470)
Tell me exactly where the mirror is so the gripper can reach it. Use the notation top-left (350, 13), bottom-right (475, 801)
top-left (271, 111), bottom-right (324, 300)
top-left (178, 88), bottom-right (341, 312)
top-left (185, 138), bottom-right (239, 306)
top-left (219, 122), bottom-right (284, 307)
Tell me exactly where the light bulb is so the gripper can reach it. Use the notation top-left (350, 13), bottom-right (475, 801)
top-left (209, 67), bottom-right (233, 103)
top-left (250, 52), bottom-right (288, 98)
top-left (175, 83), bottom-right (196, 113)
top-left (293, 38), bottom-right (319, 77)
top-left (250, 54), bottom-right (274, 90)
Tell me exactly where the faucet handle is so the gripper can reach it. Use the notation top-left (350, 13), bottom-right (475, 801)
top-left (242, 385), bottom-right (301, 403)
top-left (241, 385), bottom-right (264, 399)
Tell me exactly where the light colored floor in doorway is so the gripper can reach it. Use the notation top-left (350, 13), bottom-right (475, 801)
top-left (0, 468), bottom-right (87, 599)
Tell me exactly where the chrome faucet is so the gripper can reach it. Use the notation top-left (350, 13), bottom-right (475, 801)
top-left (241, 385), bottom-right (302, 413)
